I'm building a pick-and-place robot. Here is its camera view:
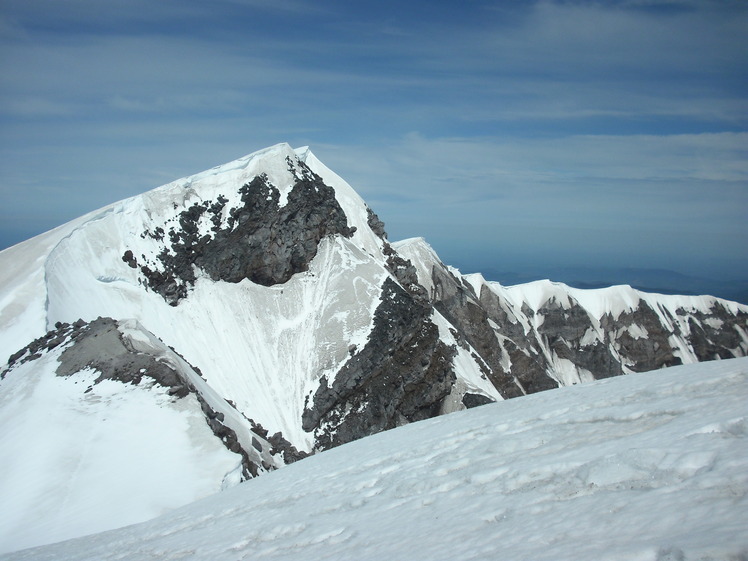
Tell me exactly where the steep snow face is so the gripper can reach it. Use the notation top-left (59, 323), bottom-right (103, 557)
top-left (43, 232), bottom-right (387, 450)
top-left (0, 217), bottom-right (91, 356)
top-left (6, 357), bottom-right (747, 561)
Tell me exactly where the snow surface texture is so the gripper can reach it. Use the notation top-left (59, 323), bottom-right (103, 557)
top-left (4, 357), bottom-right (747, 561)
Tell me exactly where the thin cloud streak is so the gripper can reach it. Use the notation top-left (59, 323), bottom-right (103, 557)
top-left (315, 131), bottom-right (747, 276)
top-left (0, 0), bottom-right (745, 286)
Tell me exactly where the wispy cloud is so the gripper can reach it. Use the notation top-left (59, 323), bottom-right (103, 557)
top-left (314, 130), bottom-right (747, 273)
top-left (0, 0), bottom-right (745, 279)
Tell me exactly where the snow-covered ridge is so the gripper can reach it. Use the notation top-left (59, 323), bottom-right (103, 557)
top-left (6, 357), bottom-right (747, 561)
top-left (0, 144), bottom-right (394, 450)
top-left (392, 237), bottom-right (442, 296)
top-left (1, 144), bottom-right (747, 555)
top-left (0, 318), bottom-right (245, 554)
top-left (397, 235), bottom-right (747, 390)
top-left (484, 276), bottom-right (745, 320)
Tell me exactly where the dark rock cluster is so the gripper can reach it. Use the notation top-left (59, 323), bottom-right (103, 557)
top-left (245, 418), bottom-right (309, 465)
top-left (601, 302), bottom-right (681, 372)
top-left (3, 319), bottom-right (86, 377)
top-left (55, 317), bottom-right (189, 394)
top-left (366, 206), bottom-right (387, 240)
top-left (536, 297), bottom-right (623, 379)
top-left (462, 393), bottom-right (495, 409)
top-left (681, 303), bottom-right (748, 361)
top-left (127, 160), bottom-right (355, 305)
top-left (303, 277), bottom-right (456, 450)
top-left (423, 257), bottom-right (748, 401)
top-left (430, 264), bottom-right (533, 398)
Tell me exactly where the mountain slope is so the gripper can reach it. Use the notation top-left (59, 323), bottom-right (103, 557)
top-left (0, 316), bottom-right (297, 553)
top-left (0, 321), bottom-right (241, 553)
top-left (4, 357), bottom-right (747, 561)
top-left (396, 236), bottom-right (748, 393)
top-left (1, 143), bottom-right (747, 553)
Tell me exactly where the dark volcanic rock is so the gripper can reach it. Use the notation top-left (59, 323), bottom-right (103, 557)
top-left (384, 244), bottom-right (429, 304)
top-left (536, 297), bottom-right (623, 379)
top-left (2, 317), bottom-right (192, 396)
top-left (303, 277), bottom-right (457, 450)
top-left (537, 297), bottom-right (591, 341)
top-left (196, 170), bottom-right (354, 286)
top-left (462, 393), bottom-right (495, 409)
top-left (385, 241), bottom-right (747, 410)
top-left (2, 320), bottom-right (90, 378)
top-left (56, 317), bottom-right (186, 392)
top-left (121, 250), bottom-right (138, 269)
top-left (430, 264), bottom-right (531, 398)
top-left (474, 284), bottom-right (558, 394)
top-left (366, 206), bottom-right (387, 240)
top-left (603, 301), bottom-right (681, 372)
top-left (683, 303), bottom-right (748, 361)
top-left (267, 430), bottom-right (309, 464)
top-left (131, 160), bottom-right (355, 305)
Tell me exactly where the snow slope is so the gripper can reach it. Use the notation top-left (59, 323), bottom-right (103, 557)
top-left (5, 357), bottom-right (746, 560)
top-left (0, 324), bottom-right (243, 554)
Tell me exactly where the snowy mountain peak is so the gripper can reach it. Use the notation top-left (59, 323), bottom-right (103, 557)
top-left (1, 144), bottom-right (747, 554)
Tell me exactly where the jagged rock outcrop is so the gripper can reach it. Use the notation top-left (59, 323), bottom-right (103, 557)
top-left (55, 317), bottom-right (188, 392)
top-left (430, 262), bottom-right (530, 397)
top-left (680, 303), bottom-right (748, 361)
top-left (302, 277), bottom-right (456, 449)
top-left (394, 237), bottom-right (748, 401)
top-left (130, 158), bottom-right (355, 305)
top-left (600, 301), bottom-right (682, 372)
top-left (366, 206), bottom-right (387, 240)
top-left (535, 297), bottom-right (624, 379)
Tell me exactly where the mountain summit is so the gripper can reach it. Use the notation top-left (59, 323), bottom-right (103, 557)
top-left (1, 143), bottom-right (747, 552)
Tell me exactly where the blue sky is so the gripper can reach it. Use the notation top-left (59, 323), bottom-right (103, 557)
top-left (1, 0), bottom-right (746, 288)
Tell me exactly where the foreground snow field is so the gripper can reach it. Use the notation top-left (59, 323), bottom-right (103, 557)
top-left (4, 357), bottom-right (747, 560)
